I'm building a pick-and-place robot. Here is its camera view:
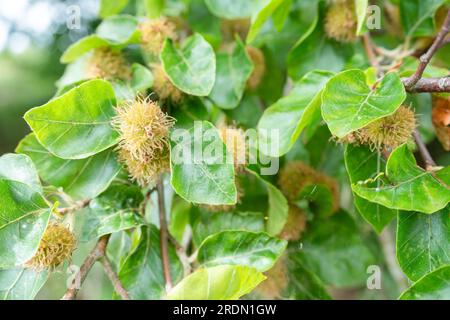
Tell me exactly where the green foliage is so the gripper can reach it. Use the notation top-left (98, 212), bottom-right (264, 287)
top-left (1, 0), bottom-right (449, 301)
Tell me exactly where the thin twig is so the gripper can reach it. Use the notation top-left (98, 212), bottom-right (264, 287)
top-left (413, 130), bottom-right (437, 170)
top-left (403, 76), bottom-right (450, 93)
top-left (157, 181), bottom-right (173, 290)
top-left (62, 234), bottom-right (111, 300)
top-left (362, 33), bottom-right (381, 76)
top-left (58, 199), bottom-right (91, 215)
top-left (100, 257), bottom-right (130, 300)
top-left (403, 10), bottom-right (450, 90)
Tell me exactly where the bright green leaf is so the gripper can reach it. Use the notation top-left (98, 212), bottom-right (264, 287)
top-left (166, 265), bottom-right (266, 300)
top-left (0, 268), bottom-right (48, 300)
top-left (118, 225), bottom-right (183, 299)
top-left (0, 180), bottom-right (51, 269)
top-left (144, 0), bottom-right (165, 18)
top-left (209, 38), bottom-right (253, 109)
top-left (161, 34), bottom-right (216, 96)
top-left (170, 121), bottom-right (237, 205)
top-left (322, 70), bottom-right (406, 138)
top-left (353, 144), bottom-right (450, 214)
top-left (81, 184), bottom-right (146, 242)
top-left (258, 70), bottom-right (334, 157)
top-left (24, 79), bottom-right (119, 160)
top-left (16, 134), bottom-right (121, 200)
top-left (400, 0), bottom-right (445, 38)
top-left (397, 206), bottom-right (450, 281)
top-left (197, 231), bottom-right (287, 272)
top-left (99, 0), bottom-right (130, 18)
top-left (60, 35), bottom-right (109, 64)
top-left (247, 0), bottom-right (284, 44)
top-left (130, 63), bottom-right (154, 93)
top-left (399, 265), bottom-right (450, 300)
top-left (96, 15), bottom-right (140, 45)
top-left (356, 0), bottom-right (368, 36)
top-left (0, 153), bottom-right (42, 194)
top-left (345, 144), bottom-right (397, 233)
top-left (205, 0), bottom-right (267, 19)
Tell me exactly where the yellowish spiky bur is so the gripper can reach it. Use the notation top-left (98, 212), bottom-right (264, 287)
top-left (139, 17), bottom-right (177, 55)
top-left (25, 222), bottom-right (76, 270)
top-left (218, 124), bottom-right (248, 171)
top-left (246, 46), bottom-right (266, 90)
top-left (279, 205), bottom-right (307, 241)
top-left (113, 97), bottom-right (175, 186)
top-left (151, 64), bottom-right (184, 103)
top-left (255, 255), bottom-right (288, 299)
top-left (325, 0), bottom-right (358, 43)
top-left (345, 106), bottom-right (416, 151)
top-left (87, 47), bottom-right (131, 81)
top-left (277, 161), bottom-right (340, 213)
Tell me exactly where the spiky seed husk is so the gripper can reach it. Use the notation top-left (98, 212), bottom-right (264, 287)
top-left (87, 47), bottom-right (131, 81)
top-left (25, 222), bottom-right (76, 270)
top-left (246, 46), bottom-right (266, 90)
top-left (218, 125), bottom-right (247, 171)
top-left (352, 106), bottom-right (416, 150)
top-left (151, 64), bottom-right (184, 103)
top-left (113, 97), bottom-right (175, 186)
top-left (255, 255), bottom-right (288, 299)
top-left (139, 17), bottom-right (177, 55)
top-left (118, 146), bottom-right (170, 186)
top-left (325, 0), bottom-right (358, 43)
top-left (279, 205), bottom-right (307, 241)
top-left (277, 161), bottom-right (340, 213)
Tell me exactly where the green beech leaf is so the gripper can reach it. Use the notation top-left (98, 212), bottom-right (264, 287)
top-left (197, 231), bottom-right (287, 272)
top-left (353, 144), bottom-right (450, 214)
top-left (287, 254), bottom-right (332, 300)
top-left (187, 0), bottom-right (222, 48)
top-left (170, 121), bottom-right (237, 205)
top-left (400, 0), bottom-right (446, 38)
top-left (356, 0), bottom-right (368, 36)
top-left (60, 15), bottom-right (139, 64)
top-left (130, 63), bottom-right (154, 93)
top-left (0, 154), bottom-right (42, 194)
top-left (247, 0), bottom-right (284, 43)
top-left (81, 184), bottom-right (146, 242)
top-left (397, 206), bottom-right (450, 281)
top-left (166, 265), bottom-right (265, 300)
top-left (144, 0), bottom-right (165, 18)
top-left (205, 0), bottom-right (266, 19)
top-left (24, 79), bottom-right (119, 160)
top-left (258, 70), bottom-right (334, 157)
top-left (399, 265), bottom-right (450, 300)
top-left (344, 144), bottom-right (397, 233)
top-left (322, 70), bottom-right (406, 138)
top-left (60, 35), bottom-right (109, 64)
top-left (96, 15), bottom-right (139, 45)
top-left (118, 225), bottom-right (183, 299)
top-left (99, 0), bottom-right (130, 18)
top-left (291, 211), bottom-right (376, 287)
top-left (16, 134), bottom-right (121, 200)
top-left (0, 268), bottom-right (48, 300)
top-left (0, 180), bottom-right (51, 268)
top-left (193, 211), bottom-right (265, 246)
top-left (209, 38), bottom-right (253, 109)
top-left (246, 169), bottom-right (289, 236)
top-left (161, 34), bottom-right (216, 96)
top-left (287, 13), bottom-right (352, 80)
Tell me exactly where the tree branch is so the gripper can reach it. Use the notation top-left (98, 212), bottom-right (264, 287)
top-left (157, 181), bottom-right (173, 290)
top-left (100, 257), bottom-right (130, 300)
top-left (362, 33), bottom-right (381, 76)
top-left (61, 234), bottom-right (110, 300)
top-left (402, 76), bottom-right (450, 93)
top-left (403, 10), bottom-right (450, 90)
top-left (412, 130), bottom-right (437, 170)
